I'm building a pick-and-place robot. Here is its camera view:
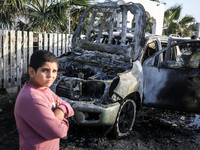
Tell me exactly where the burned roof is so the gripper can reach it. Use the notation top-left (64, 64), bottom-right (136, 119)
top-left (72, 0), bottom-right (146, 61)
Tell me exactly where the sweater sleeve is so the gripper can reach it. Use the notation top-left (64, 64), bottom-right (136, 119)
top-left (22, 95), bottom-right (71, 140)
top-left (52, 91), bottom-right (74, 118)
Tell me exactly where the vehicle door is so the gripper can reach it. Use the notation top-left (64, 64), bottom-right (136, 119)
top-left (143, 41), bottom-right (200, 113)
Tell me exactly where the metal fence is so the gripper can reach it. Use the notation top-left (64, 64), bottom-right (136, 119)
top-left (0, 30), bottom-right (72, 88)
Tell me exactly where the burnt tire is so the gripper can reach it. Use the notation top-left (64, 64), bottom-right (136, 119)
top-left (108, 99), bottom-right (136, 139)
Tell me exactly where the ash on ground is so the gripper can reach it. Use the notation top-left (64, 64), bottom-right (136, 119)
top-left (1, 94), bottom-right (200, 150)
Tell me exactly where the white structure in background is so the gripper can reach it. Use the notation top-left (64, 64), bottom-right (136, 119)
top-left (127, 0), bottom-right (165, 35)
top-left (102, 0), bottom-right (165, 35)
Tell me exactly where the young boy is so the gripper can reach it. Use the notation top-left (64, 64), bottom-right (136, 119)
top-left (14, 50), bottom-right (74, 150)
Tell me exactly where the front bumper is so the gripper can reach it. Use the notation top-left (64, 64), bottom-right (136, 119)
top-left (60, 97), bottom-right (120, 126)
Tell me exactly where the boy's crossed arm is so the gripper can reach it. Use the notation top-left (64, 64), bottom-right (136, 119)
top-left (54, 108), bottom-right (64, 121)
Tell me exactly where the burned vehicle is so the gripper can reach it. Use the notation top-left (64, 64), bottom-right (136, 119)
top-left (52, 0), bottom-right (200, 138)
top-left (52, 1), bottom-right (148, 138)
top-left (143, 40), bottom-right (200, 113)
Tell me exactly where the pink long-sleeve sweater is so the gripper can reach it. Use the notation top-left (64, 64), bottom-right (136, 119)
top-left (14, 83), bottom-right (74, 150)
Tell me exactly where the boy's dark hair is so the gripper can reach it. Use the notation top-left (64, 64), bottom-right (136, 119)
top-left (30, 50), bottom-right (58, 72)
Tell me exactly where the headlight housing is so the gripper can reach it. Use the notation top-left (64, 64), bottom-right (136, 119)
top-left (56, 78), bottom-right (106, 101)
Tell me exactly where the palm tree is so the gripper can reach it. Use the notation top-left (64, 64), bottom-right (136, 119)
top-left (163, 4), bottom-right (196, 36)
top-left (16, 0), bottom-right (93, 33)
top-left (0, 0), bottom-right (25, 29)
top-left (66, 0), bottom-right (93, 34)
top-left (18, 0), bottom-right (70, 32)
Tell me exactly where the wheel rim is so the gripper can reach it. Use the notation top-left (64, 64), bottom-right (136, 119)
top-left (118, 100), bottom-right (135, 133)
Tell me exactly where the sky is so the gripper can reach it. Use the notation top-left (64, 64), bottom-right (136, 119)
top-left (162, 0), bottom-right (200, 22)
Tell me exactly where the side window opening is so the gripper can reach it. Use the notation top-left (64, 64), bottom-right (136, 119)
top-left (142, 41), bottom-right (158, 63)
top-left (162, 43), bottom-right (200, 68)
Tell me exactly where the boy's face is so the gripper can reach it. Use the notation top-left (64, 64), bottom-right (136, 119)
top-left (29, 62), bottom-right (58, 89)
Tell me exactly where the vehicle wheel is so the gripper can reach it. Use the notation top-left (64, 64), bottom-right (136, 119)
top-left (108, 99), bottom-right (136, 139)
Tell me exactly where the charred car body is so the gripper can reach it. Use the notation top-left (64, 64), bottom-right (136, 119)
top-left (143, 39), bottom-right (200, 113)
top-left (52, 1), bottom-right (147, 137)
top-left (51, 1), bottom-right (200, 138)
